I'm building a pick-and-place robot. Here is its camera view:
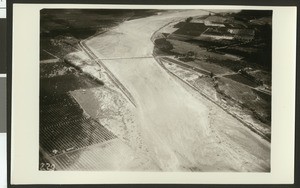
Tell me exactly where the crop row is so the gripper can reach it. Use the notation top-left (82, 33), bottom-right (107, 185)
top-left (40, 117), bottom-right (116, 156)
top-left (52, 140), bottom-right (125, 171)
top-left (40, 93), bottom-right (75, 106)
top-left (40, 106), bottom-right (83, 126)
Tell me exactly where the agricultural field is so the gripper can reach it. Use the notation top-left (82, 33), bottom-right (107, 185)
top-left (153, 10), bottom-right (272, 132)
top-left (40, 58), bottom-right (107, 164)
top-left (224, 74), bottom-right (259, 87)
top-left (39, 58), bottom-right (143, 170)
top-left (40, 93), bottom-right (117, 157)
top-left (172, 22), bottom-right (207, 36)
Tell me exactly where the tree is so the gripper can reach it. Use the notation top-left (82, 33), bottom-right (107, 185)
top-left (185, 17), bottom-right (193, 23)
top-left (154, 38), bottom-right (173, 52)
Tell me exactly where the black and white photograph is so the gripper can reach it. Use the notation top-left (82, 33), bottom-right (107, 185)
top-left (39, 8), bottom-right (273, 172)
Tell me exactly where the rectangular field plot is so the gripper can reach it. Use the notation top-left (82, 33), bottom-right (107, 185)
top-left (40, 117), bottom-right (117, 157)
top-left (51, 139), bottom-right (159, 171)
top-left (51, 140), bottom-right (133, 171)
top-left (40, 93), bottom-right (117, 157)
top-left (224, 74), bottom-right (259, 87)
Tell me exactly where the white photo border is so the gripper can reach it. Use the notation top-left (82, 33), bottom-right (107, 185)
top-left (11, 4), bottom-right (297, 185)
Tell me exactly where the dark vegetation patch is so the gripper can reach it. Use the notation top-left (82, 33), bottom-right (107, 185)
top-left (253, 89), bottom-right (271, 103)
top-left (40, 60), bottom-right (103, 95)
top-left (216, 77), bottom-right (271, 125)
top-left (154, 38), bottom-right (174, 52)
top-left (40, 73), bottom-right (102, 94)
top-left (187, 38), bottom-right (239, 48)
top-left (233, 10), bottom-right (272, 21)
top-left (224, 74), bottom-right (259, 87)
top-left (217, 46), bottom-right (259, 57)
top-left (40, 37), bottom-right (79, 60)
top-left (248, 70), bottom-right (271, 86)
top-left (41, 28), bottom-right (98, 40)
top-left (41, 9), bottom-right (162, 40)
top-left (40, 62), bottom-right (75, 78)
top-left (206, 57), bottom-right (245, 72)
top-left (217, 24), bottom-right (272, 71)
top-left (40, 50), bottom-right (56, 60)
top-left (173, 21), bottom-right (186, 28)
top-left (153, 47), bottom-right (176, 56)
top-left (41, 9), bottom-right (130, 39)
top-left (193, 60), bottom-right (233, 75)
top-left (173, 22), bottom-right (207, 36)
top-left (40, 93), bottom-right (84, 127)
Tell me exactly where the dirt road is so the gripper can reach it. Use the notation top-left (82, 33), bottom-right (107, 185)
top-left (85, 10), bottom-right (270, 172)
